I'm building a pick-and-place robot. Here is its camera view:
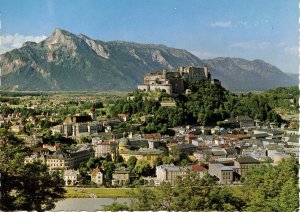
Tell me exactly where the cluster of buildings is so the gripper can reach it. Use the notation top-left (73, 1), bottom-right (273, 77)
top-left (137, 66), bottom-right (221, 95)
top-left (22, 110), bottom-right (298, 187)
top-left (24, 144), bottom-right (94, 170)
top-left (0, 76), bottom-right (298, 188)
top-left (51, 107), bottom-right (102, 137)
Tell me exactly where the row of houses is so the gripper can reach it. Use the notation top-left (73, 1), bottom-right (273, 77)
top-left (62, 155), bottom-right (261, 186)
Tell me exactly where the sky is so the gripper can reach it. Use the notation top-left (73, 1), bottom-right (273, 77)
top-left (0, 0), bottom-right (298, 73)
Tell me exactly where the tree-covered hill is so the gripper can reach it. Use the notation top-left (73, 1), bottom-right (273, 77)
top-left (110, 81), bottom-right (294, 134)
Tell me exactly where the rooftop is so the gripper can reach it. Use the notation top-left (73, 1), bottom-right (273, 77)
top-left (191, 165), bottom-right (207, 172)
top-left (223, 134), bottom-right (250, 140)
top-left (235, 156), bottom-right (260, 164)
top-left (64, 115), bottom-right (93, 124)
top-left (157, 164), bottom-right (186, 172)
top-left (121, 148), bottom-right (164, 155)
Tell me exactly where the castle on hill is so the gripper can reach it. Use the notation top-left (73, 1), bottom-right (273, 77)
top-left (137, 66), bottom-right (221, 95)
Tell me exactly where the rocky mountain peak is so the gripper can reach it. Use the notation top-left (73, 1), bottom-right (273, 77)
top-left (0, 28), bottom-right (296, 91)
top-left (45, 28), bottom-right (78, 50)
top-left (78, 33), bottom-right (109, 59)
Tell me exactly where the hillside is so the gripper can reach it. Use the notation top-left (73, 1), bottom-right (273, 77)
top-left (203, 57), bottom-right (298, 92)
top-left (0, 28), bottom-right (297, 92)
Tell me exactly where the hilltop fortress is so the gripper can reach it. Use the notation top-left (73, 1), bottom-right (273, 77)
top-left (137, 66), bottom-right (221, 95)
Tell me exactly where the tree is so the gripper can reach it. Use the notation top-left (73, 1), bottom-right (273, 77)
top-left (105, 171), bottom-right (242, 211)
top-left (155, 157), bottom-right (163, 166)
top-left (86, 157), bottom-right (104, 170)
top-left (127, 156), bottom-right (137, 171)
top-left (162, 156), bottom-right (173, 164)
top-left (94, 101), bottom-right (104, 109)
top-left (130, 188), bottom-right (156, 211)
top-left (0, 130), bottom-right (66, 211)
top-left (170, 147), bottom-right (190, 165)
top-left (133, 160), bottom-right (151, 176)
top-left (102, 201), bottom-right (129, 211)
top-left (241, 156), bottom-right (298, 212)
top-left (104, 161), bottom-right (115, 182)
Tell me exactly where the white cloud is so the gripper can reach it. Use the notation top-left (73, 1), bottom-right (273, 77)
top-left (209, 20), bottom-right (248, 28)
top-left (210, 21), bottom-right (233, 28)
top-left (284, 46), bottom-right (298, 56)
top-left (0, 33), bottom-right (47, 54)
top-left (230, 41), bottom-right (270, 50)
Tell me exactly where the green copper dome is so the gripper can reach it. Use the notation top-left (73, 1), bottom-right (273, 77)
top-left (118, 137), bottom-right (130, 147)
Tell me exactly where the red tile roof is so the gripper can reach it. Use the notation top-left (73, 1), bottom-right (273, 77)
top-left (191, 165), bottom-right (207, 172)
top-left (91, 167), bottom-right (101, 177)
top-left (144, 133), bottom-right (161, 139)
top-left (187, 133), bottom-right (197, 139)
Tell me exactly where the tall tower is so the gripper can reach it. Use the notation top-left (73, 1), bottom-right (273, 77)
top-left (89, 104), bottom-right (96, 121)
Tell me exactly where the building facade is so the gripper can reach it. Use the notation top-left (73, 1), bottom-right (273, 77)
top-left (233, 156), bottom-right (260, 177)
top-left (25, 145), bottom-right (94, 170)
top-left (63, 169), bottom-right (80, 186)
top-left (93, 141), bottom-right (116, 157)
top-left (52, 115), bottom-right (102, 137)
top-left (91, 167), bottom-right (104, 185)
top-left (137, 66), bottom-right (219, 95)
top-left (208, 163), bottom-right (234, 184)
top-left (156, 164), bottom-right (187, 186)
top-left (112, 167), bottom-right (131, 185)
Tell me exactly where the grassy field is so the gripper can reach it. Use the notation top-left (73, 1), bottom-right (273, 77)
top-left (65, 187), bottom-right (161, 198)
top-left (65, 187), bottom-right (138, 198)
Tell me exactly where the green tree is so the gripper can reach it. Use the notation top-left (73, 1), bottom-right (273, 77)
top-left (130, 188), bottom-right (156, 211)
top-left (102, 201), bottom-right (129, 211)
top-left (242, 156), bottom-right (298, 212)
top-left (104, 161), bottom-right (115, 182)
top-left (162, 156), bottom-right (173, 164)
top-left (155, 157), bottom-right (163, 166)
top-left (0, 130), bottom-right (66, 211)
top-left (126, 156), bottom-right (137, 171)
top-left (107, 171), bottom-right (242, 211)
top-left (133, 160), bottom-right (151, 176)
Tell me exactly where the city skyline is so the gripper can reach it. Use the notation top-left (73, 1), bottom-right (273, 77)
top-left (0, 0), bottom-right (298, 73)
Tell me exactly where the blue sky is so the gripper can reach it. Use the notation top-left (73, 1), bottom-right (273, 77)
top-left (0, 0), bottom-right (298, 73)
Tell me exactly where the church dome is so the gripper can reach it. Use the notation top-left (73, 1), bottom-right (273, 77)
top-left (118, 137), bottom-right (130, 147)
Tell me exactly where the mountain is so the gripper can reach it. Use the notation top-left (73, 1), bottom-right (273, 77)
top-left (0, 28), bottom-right (205, 91)
top-left (203, 57), bottom-right (298, 92)
top-left (285, 72), bottom-right (299, 79)
top-left (0, 28), bottom-right (297, 92)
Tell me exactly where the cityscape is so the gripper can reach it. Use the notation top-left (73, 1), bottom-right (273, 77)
top-left (0, 0), bottom-right (299, 211)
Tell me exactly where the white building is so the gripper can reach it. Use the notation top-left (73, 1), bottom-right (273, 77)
top-left (93, 141), bottom-right (116, 157)
top-left (63, 169), bottom-right (79, 186)
top-left (156, 164), bottom-right (187, 186)
top-left (91, 167), bottom-right (104, 185)
top-left (208, 163), bottom-right (234, 184)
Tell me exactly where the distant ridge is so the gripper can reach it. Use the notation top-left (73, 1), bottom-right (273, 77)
top-left (203, 57), bottom-right (298, 92)
top-left (0, 28), bottom-right (297, 92)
